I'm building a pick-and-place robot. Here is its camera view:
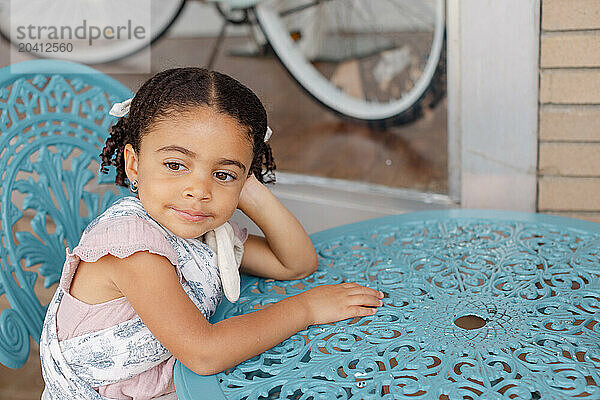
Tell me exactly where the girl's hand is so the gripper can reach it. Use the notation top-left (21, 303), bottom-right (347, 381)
top-left (238, 174), bottom-right (267, 214)
top-left (299, 282), bottom-right (384, 325)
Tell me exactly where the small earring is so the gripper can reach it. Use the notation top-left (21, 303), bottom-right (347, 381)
top-left (130, 179), bottom-right (138, 193)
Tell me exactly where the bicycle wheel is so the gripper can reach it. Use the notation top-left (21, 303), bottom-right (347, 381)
top-left (254, 0), bottom-right (445, 126)
top-left (0, 0), bottom-right (186, 64)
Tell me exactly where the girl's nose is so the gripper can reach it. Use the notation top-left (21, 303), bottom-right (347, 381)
top-left (183, 176), bottom-right (212, 201)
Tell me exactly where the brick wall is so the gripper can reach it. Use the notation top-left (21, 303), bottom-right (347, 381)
top-left (538, 0), bottom-right (600, 223)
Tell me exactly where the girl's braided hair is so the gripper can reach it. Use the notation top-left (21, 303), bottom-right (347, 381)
top-left (100, 67), bottom-right (276, 187)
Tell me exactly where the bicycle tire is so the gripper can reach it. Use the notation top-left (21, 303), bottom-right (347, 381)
top-left (254, 0), bottom-right (446, 127)
top-left (0, 0), bottom-right (186, 65)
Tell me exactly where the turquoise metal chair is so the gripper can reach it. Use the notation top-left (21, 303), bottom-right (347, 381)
top-left (0, 60), bottom-right (132, 368)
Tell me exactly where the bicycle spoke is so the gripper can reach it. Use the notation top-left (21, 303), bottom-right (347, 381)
top-left (278, 0), bottom-right (327, 17)
top-left (381, 0), bottom-right (436, 29)
top-left (336, 1), bottom-right (369, 101)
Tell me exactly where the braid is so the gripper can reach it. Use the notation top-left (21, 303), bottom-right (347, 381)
top-left (251, 139), bottom-right (276, 184)
top-left (100, 117), bottom-right (130, 187)
top-left (262, 143), bottom-right (276, 183)
top-left (99, 67), bottom-right (275, 187)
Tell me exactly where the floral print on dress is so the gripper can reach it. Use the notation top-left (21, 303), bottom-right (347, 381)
top-left (113, 318), bottom-right (146, 339)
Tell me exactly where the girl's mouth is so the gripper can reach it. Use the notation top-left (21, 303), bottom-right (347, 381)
top-left (171, 208), bottom-right (210, 222)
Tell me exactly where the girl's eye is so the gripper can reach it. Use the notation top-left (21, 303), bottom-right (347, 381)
top-left (214, 171), bottom-right (235, 182)
top-left (165, 162), bottom-right (185, 171)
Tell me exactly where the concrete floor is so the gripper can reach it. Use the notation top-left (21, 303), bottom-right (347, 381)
top-left (0, 28), bottom-right (452, 399)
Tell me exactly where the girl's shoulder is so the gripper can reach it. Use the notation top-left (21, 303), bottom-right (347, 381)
top-left (74, 196), bottom-right (178, 266)
top-left (82, 196), bottom-right (152, 235)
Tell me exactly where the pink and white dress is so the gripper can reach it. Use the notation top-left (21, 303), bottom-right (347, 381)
top-left (40, 196), bottom-right (247, 400)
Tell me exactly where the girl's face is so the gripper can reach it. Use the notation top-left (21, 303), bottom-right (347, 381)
top-left (123, 106), bottom-right (254, 239)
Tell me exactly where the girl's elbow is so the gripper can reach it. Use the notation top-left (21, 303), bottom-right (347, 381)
top-left (308, 252), bottom-right (319, 274)
top-left (294, 251), bottom-right (319, 279)
top-left (189, 363), bottom-right (222, 376)
top-left (186, 354), bottom-right (226, 376)
top-left (182, 335), bottom-right (228, 375)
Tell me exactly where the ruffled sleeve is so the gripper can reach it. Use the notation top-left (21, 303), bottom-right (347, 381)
top-left (59, 215), bottom-right (179, 292)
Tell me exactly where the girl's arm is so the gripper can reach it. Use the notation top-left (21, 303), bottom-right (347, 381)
top-left (107, 250), bottom-right (383, 375)
top-left (237, 175), bottom-right (318, 280)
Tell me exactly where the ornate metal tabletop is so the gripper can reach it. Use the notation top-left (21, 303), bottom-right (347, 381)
top-left (175, 210), bottom-right (600, 400)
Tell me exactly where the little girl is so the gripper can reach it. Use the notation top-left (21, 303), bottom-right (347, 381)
top-left (39, 67), bottom-right (383, 400)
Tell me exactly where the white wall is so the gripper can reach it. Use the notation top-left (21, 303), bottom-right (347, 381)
top-left (447, 0), bottom-right (540, 211)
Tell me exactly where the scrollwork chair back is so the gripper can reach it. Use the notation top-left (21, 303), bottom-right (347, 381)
top-left (0, 60), bottom-right (132, 368)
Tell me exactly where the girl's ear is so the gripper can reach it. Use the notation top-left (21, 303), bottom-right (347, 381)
top-left (123, 144), bottom-right (139, 183)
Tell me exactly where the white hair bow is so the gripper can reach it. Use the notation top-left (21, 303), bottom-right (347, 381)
top-left (264, 126), bottom-right (273, 143)
top-left (109, 98), bottom-right (133, 117)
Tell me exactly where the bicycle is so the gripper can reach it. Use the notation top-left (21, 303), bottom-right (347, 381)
top-left (0, 0), bottom-right (446, 127)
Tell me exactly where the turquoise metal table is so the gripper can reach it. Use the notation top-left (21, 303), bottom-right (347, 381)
top-left (174, 210), bottom-right (600, 399)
